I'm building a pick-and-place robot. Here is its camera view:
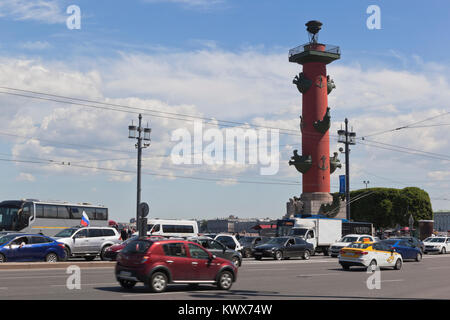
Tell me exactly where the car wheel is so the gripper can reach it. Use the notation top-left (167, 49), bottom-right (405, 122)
top-left (231, 256), bottom-right (240, 267)
top-left (0, 253), bottom-right (6, 263)
top-left (323, 248), bottom-right (329, 256)
top-left (63, 247), bottom-right (70, 261)
top-left (415, 252), bottom-right (422, 262)
top-left (100, 245), bottom-right (111, 261)
top-left (217, 271), bottom-right (233, 290)
top-left (149, 272), bottom-right (168, 293)
top-left (254, 256), bottom-right (262, 261)
top-left (441, 247), bottom-right (446, 254)
top-left (274, 250), bottom-right (283, 261)
top-left (45, 252), bottom-right (58, 263)
top-left (302, 250), bottom-right (310, 260)
top-left (367, 259), bottom-right (377, 271)
top-left (84, 256), bottom-right (96, 261)
top-left (119, 279), bottom-right (136, 290)
top-left (394, 259), bottom-right (402, 270)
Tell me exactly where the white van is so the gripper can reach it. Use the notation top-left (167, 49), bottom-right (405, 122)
top-left (143, 219), bottom-right (199, 238)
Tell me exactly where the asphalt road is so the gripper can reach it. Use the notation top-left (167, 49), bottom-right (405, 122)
top-left (1, 254), bottom-right (450, 299)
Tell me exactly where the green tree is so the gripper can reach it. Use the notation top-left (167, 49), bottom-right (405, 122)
top-left (337, 187), bottom-right (433, 229)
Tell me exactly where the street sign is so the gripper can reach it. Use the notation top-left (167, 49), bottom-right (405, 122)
top-left (138, 202), bottom-right (149, 218)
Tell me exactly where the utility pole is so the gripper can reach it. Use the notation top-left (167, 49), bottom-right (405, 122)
top-left (338, 118), bottom-right (356, 221)
top-left (128, 114), bottom-right (151, 237)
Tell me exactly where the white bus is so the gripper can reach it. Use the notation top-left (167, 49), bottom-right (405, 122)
top-left (134, 219), bottom-right (199, 238)
top-left (0, 199), bottom-right (109, 237)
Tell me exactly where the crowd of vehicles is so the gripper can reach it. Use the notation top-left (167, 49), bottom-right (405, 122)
top-left (276, 217), bottom-right (373, 255)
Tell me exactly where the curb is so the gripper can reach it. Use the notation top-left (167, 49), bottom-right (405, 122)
top-left (0, 261), bottom-right (115, 270)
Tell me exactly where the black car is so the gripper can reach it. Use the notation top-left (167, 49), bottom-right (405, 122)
top-left (189, 237), bottom-right (242, 267)
top-left (390, 236), bottom-right (424, 253)
top-left (239, 236), bottom-right (271, 258)
top-left (253, 236), bottom-right (314, 261)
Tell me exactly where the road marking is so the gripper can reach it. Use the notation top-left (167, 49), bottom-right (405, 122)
top-left (380, 280), bottom-right (404, 283)
top-left (1, 275), bottom-right (68, 280)
top-left (296, 273), bottom-right (337, 277)
top-left (122, 290), bottom-right (217, 298)
top-left (51, 282), bottom-right (117, 287)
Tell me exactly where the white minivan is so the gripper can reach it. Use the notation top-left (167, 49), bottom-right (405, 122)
top-left (135, 219), bottom-right (199, 238)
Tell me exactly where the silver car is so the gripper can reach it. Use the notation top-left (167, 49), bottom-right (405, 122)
top-left (54, 227), bottom-right (121, 261)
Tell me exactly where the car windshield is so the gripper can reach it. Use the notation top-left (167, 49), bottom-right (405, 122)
top-left (239, 237), bottom-right (255, 244)
top-left (340, 236), bottom-right (358, 243)
top-left (0, 234), bottom-right (18, 246)
top-left (266, 237), bottom-right (288, 245)
top-left (122, 240), bottom-right (153, 254)
top-left (347, 243), bottom-right (371, 249)
top-left (290, 229), bottom-right (307, 236)
top-left (55, 228), bottom-right (78, 237)
top-left (0, 206), bottom-right (20, 230)
top-left (429, 238), bottom-right (445, 243)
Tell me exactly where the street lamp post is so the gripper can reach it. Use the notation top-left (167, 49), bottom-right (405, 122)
top-left (363, 180), bottom-right (370, 189)
top-left (128, 114), bottom-right (151, 237)
top-left (338, 118), bottom-right (356, 221)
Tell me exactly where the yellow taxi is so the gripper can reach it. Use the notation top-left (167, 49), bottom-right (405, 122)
top-left (338, 239), bottom-right (403, 271)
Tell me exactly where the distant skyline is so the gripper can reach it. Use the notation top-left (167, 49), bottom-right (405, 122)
top-left (0, 0), bottom-right (449, 221)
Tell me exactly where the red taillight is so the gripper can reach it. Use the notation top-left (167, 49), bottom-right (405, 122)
top-left (58, 244), bottom-right (65, 248)
top-left (340, 249), bottom-right (345, 254)
top-left (361, 251), bottom-right (369, 255)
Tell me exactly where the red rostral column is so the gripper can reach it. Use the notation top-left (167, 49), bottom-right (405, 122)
top-left (288, 21), bottom-right (341, 216)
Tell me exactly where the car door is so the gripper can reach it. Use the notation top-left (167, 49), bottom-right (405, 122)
top-left (206, 239), bottom-right (228, 260)
top-left (72, 229), bottom-right (89, 254)
top-left (187, 243), bottom-right (217, 281)
top-left (161, 242), bottom-right (189, 281)
top-left (372, 243), bottom-right (390, 267)
top-left (87, 228), bottom-right (104, 253)
top-left (11, 236), bottom-right (33, 261)
top-left (392, 240), bottom-right (409, 259)
top-left (294, 237), bottom-right (307, 257)
top-left (29, 236), bottom-right (53, 260)
top-left (284, 238), bottom-right (296, 258)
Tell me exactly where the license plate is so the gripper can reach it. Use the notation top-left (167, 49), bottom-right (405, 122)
top-left (342, 253), bottom-right (358, 258)
top-left (120, 271), bottom-right (132, 277)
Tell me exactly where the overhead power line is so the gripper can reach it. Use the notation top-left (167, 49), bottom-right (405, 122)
top-left (360, 110), bottom-right (450, 139)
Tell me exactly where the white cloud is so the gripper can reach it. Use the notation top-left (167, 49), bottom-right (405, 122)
top-left (142, 0), bottom-right (224, 9)
top-left (0, 48), bottom-right (449, 209)
top-left (17, 172), bottom-right (35, 182)
top-left (20, 41), bottom-right (51, 50)
top-left (0, 0), bottom-right (67, 24)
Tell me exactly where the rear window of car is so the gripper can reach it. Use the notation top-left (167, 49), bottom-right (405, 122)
top-left (122, 240), bottom-right (153, 254)
top-left (102, 229), bottom-right (116, 237)
top-left (347, 243), bottom-right (371, 249)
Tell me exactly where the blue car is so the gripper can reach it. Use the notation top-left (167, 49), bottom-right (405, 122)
top-left (382, 239), bottom-right (422, 262)
top-left (0, 233), bottom-right (66, 262)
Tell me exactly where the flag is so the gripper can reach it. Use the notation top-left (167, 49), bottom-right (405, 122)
top-left (81, 211), bottom-right (90, 227)
top-left (339, 175), bottom-right (346, 194)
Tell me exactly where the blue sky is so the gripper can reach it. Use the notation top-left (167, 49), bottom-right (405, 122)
top-left (0, 0), bottom-right (449, 222)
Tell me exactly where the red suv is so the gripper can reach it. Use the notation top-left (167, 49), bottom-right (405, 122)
top-left (115, 238), bottom-right (238, 293)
